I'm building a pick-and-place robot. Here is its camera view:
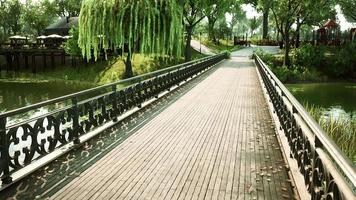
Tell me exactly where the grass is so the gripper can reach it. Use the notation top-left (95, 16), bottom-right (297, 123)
top-left (1, 49), bottom-right (206, 86)
top-left (304, 103), bottom-right (356, 163)
top-left (200, 39), bottom-right (243, 54)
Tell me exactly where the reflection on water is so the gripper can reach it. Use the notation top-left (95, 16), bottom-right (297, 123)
top-left (287, 83), bottom-right (356, 120)
top-left (0, 80), bottom-right (94, 165)
top-left (0, 80), bottom-right (94, 113)
top-left (0, 80), bottom-right (95, 125)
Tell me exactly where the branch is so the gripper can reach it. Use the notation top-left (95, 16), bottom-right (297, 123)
top-left (271, 6), bottom-right (284, 38)
top-left (192, 15), bottom-right (205, 27)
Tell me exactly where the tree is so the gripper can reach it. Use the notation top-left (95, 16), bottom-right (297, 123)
top-left (53, 0), bottom-right (83, 17)
top-left (23, 0), bottom-right (56, 36)
top-left (0, 0), bottom-right (7, 40)
top-left (339, 0), bottom-right (356, 22)
top-left (229, 2), bottom-right (246, 41)
top-left (78, 0), bottom-right (184, 78)
top-left (260, 0), bottom-right (271, 39)
top-left (271, 0), bottom-right (301, 66)
top-left (182, 0), bottom-right (207, 61)
top-left (215, 16), bottom-right (231, 43)
top-left (204, 0), bottom-right (231, 43)
top-left (249, 16), bottom-right (261, 37)
top-left (65, 27), bottom-right (81, 56)
top-left (5, 0), bottom-right (23, 35)
top-left (244, 0), bottom-right (270, 39)
top-left (294, 0), bottom-right (335, 47)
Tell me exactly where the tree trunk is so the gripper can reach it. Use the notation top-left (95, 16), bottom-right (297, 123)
top-left (295, 18), bottom-right (301, 48)
top-left (262, 11), bottom-right (269, 39)
top-left (276, 27), bottom-right (279, 41)
top-left (284, 30), bottom-right (291, 66)
top-left (184, 26), bottom-right (193, 62)
top-left (231, 25), bottom-right (234, 45)
top-left (207, 18), bottom-right (216, 43)
top-left (124, 52), bottom-right (133, 78)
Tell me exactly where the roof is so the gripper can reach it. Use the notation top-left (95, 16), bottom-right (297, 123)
top-left (323, 19), bottom-right (338, 28)
top-left (9, 35), bottom-right (28, 40)
top-left (46, 34), bottom-right (64, 39)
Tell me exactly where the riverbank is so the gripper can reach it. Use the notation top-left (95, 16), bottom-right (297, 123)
top-left (0, 48), bottom-right (206, 86)
top-left (287, 82), bottom-right (356, 162)
top-left (256, 43), bottom-right (356, 84)
top-left (305, 104), bottom-right (355, 162)
top-left (200, 39), bottom-right (244, 54)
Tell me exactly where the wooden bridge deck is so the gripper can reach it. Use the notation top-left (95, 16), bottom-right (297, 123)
top-left (47, 57), bottom-right (295, 199)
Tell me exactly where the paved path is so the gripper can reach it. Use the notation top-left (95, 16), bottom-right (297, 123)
top-left (49, 57), bottom-right (295, 200)
top-left (231, 46), bottom-right (280, 57)
top-left (191, 40), bottom-right (214, 55)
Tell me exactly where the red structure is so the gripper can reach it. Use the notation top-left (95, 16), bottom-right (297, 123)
top-left (316, 19), bottom-right (341, 45)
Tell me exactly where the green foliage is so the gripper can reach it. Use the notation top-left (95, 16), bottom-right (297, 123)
top-left (22, 0), bottom-right (56, 36)
top-left (64, 28), bottom-right (81, 56)
top-left (78, 0), bottom-right (184, 62)
top-left (221, 50), bottom-right (231, 58)
top-left (202, 39), bottom-right (242, 54)
top-left (229, 2), bottom-right (245, 33)
top-left (327, 43), bottom-right (356, 78)
top-left (214, 17), bottom-right (232, 42)
top-left (339, 0), bottom-right (356, 22)
top-left (249, 16), bottom-right (261, 36)
top-left (291, 44), bottom-right (326, 69)
top-left (0, 0), bottom-right (73, 38)
top-left (269, 65), bottom-right (326, 83)
top-left (255, 48), bottom-right (327, 83)
top-left (1, 0), bottom-right (23, 35)
top-left (256, 43), bottom-right (356, 83)
top-left (52, 0), bottom-right (83, 17)
top-left (204, 0), bottom-right (232, 41)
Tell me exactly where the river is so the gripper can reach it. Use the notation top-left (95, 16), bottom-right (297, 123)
top-left (287, 82), bottom-right (356, 120)
top-left (0, 80), bottom-right (93, 113)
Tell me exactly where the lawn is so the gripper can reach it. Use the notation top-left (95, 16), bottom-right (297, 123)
top-left (200, 39), bottom-right (244, 53)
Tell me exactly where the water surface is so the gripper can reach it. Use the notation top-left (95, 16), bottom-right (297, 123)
top-left (286, 82), bottom-right (356, 120)
top-left (0, 80), bottom-right (94, 113)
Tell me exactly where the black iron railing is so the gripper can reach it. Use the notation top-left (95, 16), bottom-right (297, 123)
top-left (254, 54), bottom-right (356, 200)
top-left (0, 53), bottom-right (226, 186)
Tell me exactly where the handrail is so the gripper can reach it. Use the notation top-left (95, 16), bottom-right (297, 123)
top-left (0, 54), bottom-right (220, 118)
top-left (0, 53), bottom-right (227, 186)
top-left (254, 53), bottom-right (355, 199)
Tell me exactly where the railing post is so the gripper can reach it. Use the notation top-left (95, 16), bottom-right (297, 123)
top-left (71, 97), bottom-right (80, 144)
top-left (112, 85), bottom-right (118, 122)
top-left (0, 116), bottom-right (12, 184)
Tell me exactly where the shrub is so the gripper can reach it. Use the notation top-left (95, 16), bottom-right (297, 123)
top-left (328, 43), bottom-right (356, 79)
top-left (64, 27), bottom-right (81, 56)
top-left (221, 50), bottom-right (231, 58)
top-left (291, 44), bottom-right (326, 69)
top-left (254, 49), bottom-right (283, 67)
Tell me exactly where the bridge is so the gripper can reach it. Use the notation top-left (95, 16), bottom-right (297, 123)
top-left (0, 47), bottom-right (355, 199)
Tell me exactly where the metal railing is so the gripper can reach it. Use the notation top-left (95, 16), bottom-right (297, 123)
top-left (254, 54), bottom-right (356, 200)
top-left (0, 53), bottom-right (227, 186)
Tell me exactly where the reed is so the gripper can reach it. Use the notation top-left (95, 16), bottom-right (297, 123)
top-left (304, 103), bottom-right (356, 163)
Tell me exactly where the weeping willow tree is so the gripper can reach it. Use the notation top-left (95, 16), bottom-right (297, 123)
top-left (78, 0), bottom-right (184, 78)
